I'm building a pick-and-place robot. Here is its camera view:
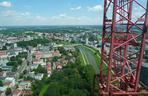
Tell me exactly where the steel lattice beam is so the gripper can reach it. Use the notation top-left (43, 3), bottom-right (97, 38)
top-left (95, 0), bottom-right (148, 95)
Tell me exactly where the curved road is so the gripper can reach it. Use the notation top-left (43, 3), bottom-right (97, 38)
top-left (77, 46), bottom-right (100, 74)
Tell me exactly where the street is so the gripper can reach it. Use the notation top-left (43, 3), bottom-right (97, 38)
top-left (15, 60), bottom-right (28, 80)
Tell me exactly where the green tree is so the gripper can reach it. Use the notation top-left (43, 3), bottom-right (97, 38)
top-left (32, 50), bottom-right (96, 96)
top-left (52, 56), bottom-right (59, 62)
top-left (17, 38), bottom-right (51, 48)
top-left (23, 70), bottom-right (27, 75)
top-left (42, 64), bottom-right (94, 96)
top-left (32, 80), bottom-right (44, 96)
top-left (10, 56), bottom-right (16, 61)
top-left (34, 65), bottom-right (47, 74)
top-left (58, 47), bottom-right (67, 56)
top-left (24, 76), bottom-right (33, 81)
top-left (0, 80), bottom-right (3, 86)
top-left (68, 89), bottom-right (87, 96)
top-left (17, 59), bottom-right (22, 65)
top-left (7, 61), bottom-right (18, 67)
top-left (8, 55), bottom-right (23, 71)
top-left (17, 52), bottom-right (27, 59)
top-left (44, 82), bottom-right (61, 96)
top-left (5, 87), bottom-right (12, 96)
top-left (2, 46), bottom-right (7, 50)
top-left (0, 68), bottom-right (2, 72)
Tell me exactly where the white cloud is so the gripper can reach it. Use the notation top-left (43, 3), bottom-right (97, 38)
top-left (2, 10), bottom-right (30, 17)
top-left (0, 10), bottom-right (101, 25)
top-left (133, 7), bottom-right (145, 19)
top-left (88, 5), bottom-right (103, 12)
top-left (35, 15), bottom-right (46, 21)
top-left (70, 6), bottom-right (82, 11)
top-left (21, 12), bottom-right (30, 16)
top-left (50, 14), bottom-right (98, 25)
top-left (2, 10), bottom-right (16, 16)
top-left (0, 1), bottom-right (12, 7)
top-left (59, 13), bottom-right (67, 17)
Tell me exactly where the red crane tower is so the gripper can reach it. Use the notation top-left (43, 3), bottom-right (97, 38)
top-left (94, 0), bottom-right (148, 95)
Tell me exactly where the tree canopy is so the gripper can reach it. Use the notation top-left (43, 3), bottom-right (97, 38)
top-left (17, 38), bottom-right (51, 48)
top-left (5, 87), bottom-right (12, 96)
top-left (0, 80), bottom-right (3, 86)
top-left (34, 64), bottom-right (47, 74)
top-left (32, 63), bottom-right (95, 96)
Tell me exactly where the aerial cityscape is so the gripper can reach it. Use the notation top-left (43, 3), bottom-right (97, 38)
top-left (0, 0), bottom-right (147, 96)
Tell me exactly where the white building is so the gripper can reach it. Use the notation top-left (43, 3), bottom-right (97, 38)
top-left (34, 73), bottom-right (44, 80)
top-left (4, 77), bottom-right (15, 88)
top-left (18, 81), bottom-right (31, 90)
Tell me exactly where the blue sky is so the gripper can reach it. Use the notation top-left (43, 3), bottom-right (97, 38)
top-left (0, 0), bottom-right (146, 26)
top-left (0, 0), bottom-right (104, 25)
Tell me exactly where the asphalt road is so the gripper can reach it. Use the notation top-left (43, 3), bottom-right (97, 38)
top-left (78, 46), bottom-right (99, 74)
top-left (15, 60), bottom-right (28, 80)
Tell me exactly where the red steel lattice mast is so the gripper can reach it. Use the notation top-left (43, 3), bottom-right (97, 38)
top-left (98, 0), bottom-right (148, 95)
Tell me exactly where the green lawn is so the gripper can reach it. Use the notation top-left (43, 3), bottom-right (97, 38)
top-left (39, 85), bottom-right (49, 96)
top-left (77, 46), bottom-right (88, 65)
top-left (83, 45), bottom-right (108, 75)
